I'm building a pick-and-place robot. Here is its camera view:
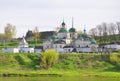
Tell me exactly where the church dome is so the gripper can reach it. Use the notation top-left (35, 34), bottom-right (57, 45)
top-left (91, 39), bottom-right (97, 44)
top-left (69, 28), bottom-right (76, 32)
top-left (59, 28), bottom-right (67, 33)
top-left (48, 35), bottom-right (57, 40)
top-left (77, 34), bottom-right (87, 39)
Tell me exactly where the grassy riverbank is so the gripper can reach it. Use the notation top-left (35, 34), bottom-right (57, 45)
top-left (0, 53), bottom-right (120, 77)
top-left (0, 69), bottom-right (120, 78)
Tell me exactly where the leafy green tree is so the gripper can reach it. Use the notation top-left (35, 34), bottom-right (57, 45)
top-left (4, 23), bottom-right (16, 39)
top-left (41, 49), bottom-right (59, 69)
top-left (0, 33), bottom-right (6, 40)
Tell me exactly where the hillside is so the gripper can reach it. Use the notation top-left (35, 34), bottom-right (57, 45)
top-left (0, 53), bottom-right (120, 77)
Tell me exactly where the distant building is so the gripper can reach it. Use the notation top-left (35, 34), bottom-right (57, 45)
top-left (3, 20), bottom-right (120, 53)
top-left (2, 37), bottom-right (35, 53)
top-left (25, 30), bottom-right (55, 40)
top-left (40, 31), bottom-right (55, 39)
top-left (99, 41), bottom-right (120, 52)
top-left (43, 19), bottom-right (98, 52)
top-left (18, 36), bottom-right (34, 53)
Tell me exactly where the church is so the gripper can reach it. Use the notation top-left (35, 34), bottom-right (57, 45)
top-left (43, 19), bottom-right (98, 52)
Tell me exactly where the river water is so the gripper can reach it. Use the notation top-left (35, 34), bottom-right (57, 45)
top-left (0, 76), bottom-right (120, 81)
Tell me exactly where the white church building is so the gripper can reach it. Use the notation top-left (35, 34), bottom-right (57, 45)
top-left (43, 20), bottom-right (98, 53)
top-left (3, 20), bottom-right (120, 53)
top-left (18, 37), bottom-right (34, 53)
top-left (2, 37), bottom-right (34, 53)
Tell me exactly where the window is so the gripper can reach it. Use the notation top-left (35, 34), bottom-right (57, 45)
top-left (68, 49), bottom-right (71, 52)
top-left (60, 45), bottom-right (62, 48)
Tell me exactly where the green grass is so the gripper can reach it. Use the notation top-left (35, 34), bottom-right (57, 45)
top-left (0, 39), bottom-right (44, 50)
top-left (0, 53), bottom-right (120, 77)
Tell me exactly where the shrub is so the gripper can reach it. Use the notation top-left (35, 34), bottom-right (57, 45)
top-left (41, 49), bottom-right (59, 69)
top-left (110, 54), bottom-right (119, 64)
top-left (14, 54), bottom-right (31, 65)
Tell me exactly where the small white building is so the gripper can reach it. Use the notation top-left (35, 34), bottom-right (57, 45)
top-left (18, 37), bottom-right (34, 53)
top-left (18, 36), bottom-right (29, 48)
top-left (2, 37), bottom-right (35, 53)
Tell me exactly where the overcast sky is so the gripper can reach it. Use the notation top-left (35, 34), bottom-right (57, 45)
top-left (0, 0), bottom-right (120, 37)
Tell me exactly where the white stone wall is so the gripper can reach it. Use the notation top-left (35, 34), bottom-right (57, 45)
top-left (43, 41), bottom-right (52, 50)
top-left (75, 40), bottom-right (91, 48)
top-left (19, 47), bottom-right (34, 53)
top-left (64, 48), bottom-right (74, 52)
top-left (2, 48), bottom-right (19, 53)
top-left (70, 32), bottom-right (77, 39)
top-left (61, 39), bottom-right (71, 44)
top-left (76, 48), bottom-right (91, 52)
top-left (34, 49), bottom-right (42, 53)
top-left (105, 44), bottom-right (120, 50)
top-left (53, 44), bottom-right (65, 49)
top-left (55, 48), bottom-right (65, 52)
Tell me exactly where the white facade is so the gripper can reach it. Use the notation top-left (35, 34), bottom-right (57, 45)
top-left (104, 44), bottom-right (120, 51)
top-left (34, 49), bottom-right (42, 53)
top-left (58, 33), bottom-right (68, 39)
top-left (18, 37), bottom-right (35, 53)
top-left (43, 40), bottom-right (52, 50)
top-left (74, 40), bottom-right (91, 48)
top-left (105, 44), bottom-right (120, 50)
top-left (2, 48), bottom-right (19, 53)
top-left (76, 48), bottom-right (91, 52)
top-left (19, 47), bottom-right (34, 53)
top-left (64, 48), bottom-right (74, 52)
top-left (18, 37), bottom-right (29, 48)
top-left (2, 37), bottom-right (36, 53)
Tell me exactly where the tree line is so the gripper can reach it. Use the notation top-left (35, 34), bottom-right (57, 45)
top-left (89, 22), bottom-right (120, 44)
top-left (0, 24), bottom-right (40, 42)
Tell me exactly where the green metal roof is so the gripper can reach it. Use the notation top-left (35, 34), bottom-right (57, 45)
top-left (48, 35), bottom-right (57, 40)
top-left (77, 34), bottom-right (87, 39)
top-left (59, 28), bottom-right (67, 33)
top-left (54, 40), bottom-right (66, 44)
top-left (91, 39), bottom-right (97, 44)
top-left (69, 28), bottom-right (76, 32)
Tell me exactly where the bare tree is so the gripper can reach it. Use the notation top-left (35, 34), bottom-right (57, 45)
top-left (101, 23), bottom-right (108, 43)
top-left (97, 25), bottom-right (103, 43)
top-left (33, 26), bottom-right (40, 46)
top-left (116, 22), bottom-right (120, 40)
top-left (89, 28), bottom-right (97, 39)
top-left (108, 23), bottom-right (117, 41)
